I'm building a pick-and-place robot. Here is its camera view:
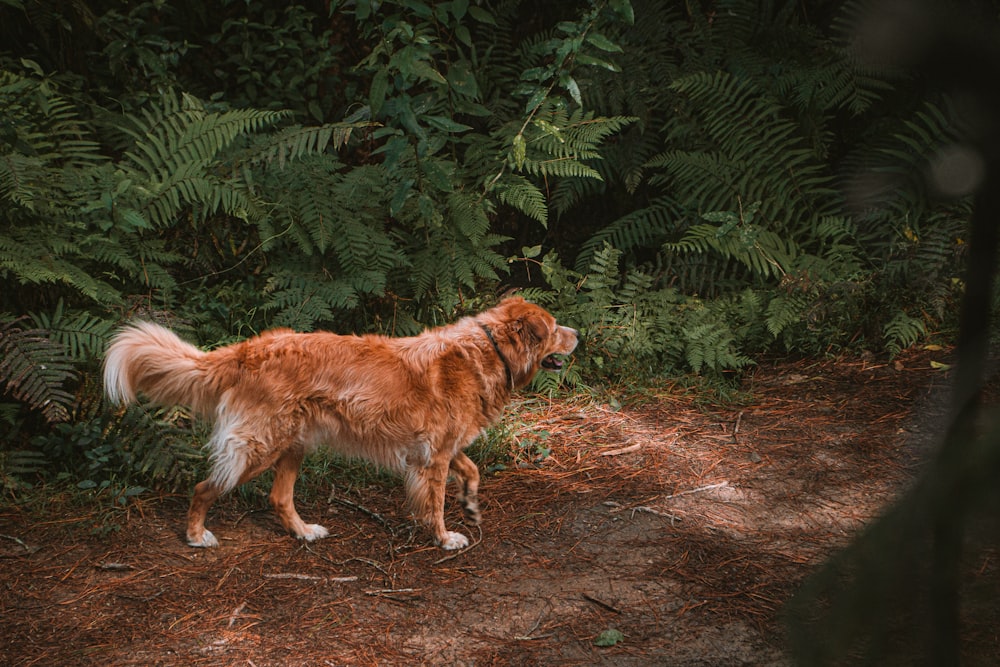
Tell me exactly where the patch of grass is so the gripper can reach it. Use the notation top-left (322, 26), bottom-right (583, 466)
top-left (294, 450), bottom-right (402, 503)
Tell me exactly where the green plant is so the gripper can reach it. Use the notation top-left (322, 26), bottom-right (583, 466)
top-left (29, 403), bottom-right (202, 495)
top-left (0, 317), bottom-right (76, 424)
top-left (548, 0), bottom-right (969, 362)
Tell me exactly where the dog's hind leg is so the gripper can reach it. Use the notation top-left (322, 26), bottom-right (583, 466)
top-left (187, 425), bottom-right (299, 547)
top-left (406, 456), bottom-right (469, 550)
top-left (450, 452), bottom-right (481, 526)
top-left (187, 479), bottom-right (224, 547)
top-left (269, 446), bottom-right (328, 542)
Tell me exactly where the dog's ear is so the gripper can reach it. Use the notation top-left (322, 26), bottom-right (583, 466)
top-left (524, 312), bottom-right (551, 341)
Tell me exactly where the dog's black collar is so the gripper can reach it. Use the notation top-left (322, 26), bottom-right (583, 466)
top-left (481, 325), bottom-right (514, 390)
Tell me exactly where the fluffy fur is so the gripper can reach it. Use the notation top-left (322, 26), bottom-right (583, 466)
top-left (103, 297), bottom-right (578, 550)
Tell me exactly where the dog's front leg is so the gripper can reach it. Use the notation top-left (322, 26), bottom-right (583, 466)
top-left (450, 451), bottom-right (481, 526)
top-left (270, 447), bottom-right (329, 542)
top-left (405, 456), bottom-right (469, 550)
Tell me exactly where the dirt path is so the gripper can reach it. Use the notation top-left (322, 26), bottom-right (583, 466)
top-left (0, 351), bottom-right (961, 665)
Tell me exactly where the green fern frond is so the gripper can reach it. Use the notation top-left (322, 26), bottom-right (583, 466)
top-left (654, 71), bottom-right (839, 231)
top-left (666, 211), bottom-right (799, 282)
top-left (0, 233), bottom-right (123, 304)
top-left (261, 268), bottom-right (359, 330)
top-left (681, 320), bottom-right (754, 374)
top-left (883, 310), bottom-right (926, 356)
top-left (121, 91), bottom-right (289, 176)
top-left (29, 302), bottom-right (115, 362)
top-left (248, 122), bottom-right (376, 168)
top-left (575, 196), bottom-right (681, 272)
top-left (765, 292), bottom-right (811, 338)
top-left (2, 449), bottom-right (48, 477)
top-left (0, 153), bottom-right (46, 210)
top-left (0, 317), bottom-right (76, 423)
top-left (494, 174), bottom-right (548, 225)
top-left (107, 405), bottom-right (202, 492)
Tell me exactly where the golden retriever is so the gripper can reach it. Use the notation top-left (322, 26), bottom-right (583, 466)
top-left (103, 297), bottom-right (578, 550)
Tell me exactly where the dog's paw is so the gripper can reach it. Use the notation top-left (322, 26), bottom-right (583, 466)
top-left (462, 501), bottom-right (481, 526)
top-left (299, 524), bottom-right (330, 542)
top-left (188, 530), bottom-right (219, 548)
top-left (438, 531), bottom-right (470, 550)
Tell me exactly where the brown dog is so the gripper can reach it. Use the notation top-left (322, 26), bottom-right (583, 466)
top-left (103, 297), bottom-right (578, 550)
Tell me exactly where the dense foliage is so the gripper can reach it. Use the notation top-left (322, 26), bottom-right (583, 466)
top-left (0, 0), bottom-right (979, 491)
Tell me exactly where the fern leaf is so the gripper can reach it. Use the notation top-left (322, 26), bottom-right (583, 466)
top-left (883, 310), bottom-right (926, 356)
top-left (494, 174), bottom-right (548, 226)
top-left (29, 303), bottom-right (116, 362)
top-left (0, 317), bottom-right (76, 423)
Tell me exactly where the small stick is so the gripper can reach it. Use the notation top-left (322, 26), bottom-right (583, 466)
top-left (662, 481), bottom-right (729, 501)
top-left (583, 593), bottom-right (622, 614)
top-left (599, 443), bottom-right (642, 457)
top-left (515, 609), bottom-right (550, 641)
top-left (227, 601), bottom-right (247, 628)
top-left (365, 587), bottom-right (417, 595)
top-left (0, 534), bottom-right (31, 551)
top-left (364, 587), bottom-right (420, 602)
top-left (332, 497), bottom-right (395, 534)
top-left (97, 562), bottom-right (133, 571)
top-left (629, 506), bottom-right (683, 523)
top-left (264, 573), bottom-right (325, 581)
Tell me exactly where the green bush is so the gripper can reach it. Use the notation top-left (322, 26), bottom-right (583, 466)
top-left (0, 0), bottom-right (974, 492)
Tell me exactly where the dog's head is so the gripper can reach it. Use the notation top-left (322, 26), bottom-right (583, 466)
top-left (478, 297), bottom-right (578, 387)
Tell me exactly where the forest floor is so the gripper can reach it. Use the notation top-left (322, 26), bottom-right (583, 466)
top-left (3, 348), bottom-right (999, 666)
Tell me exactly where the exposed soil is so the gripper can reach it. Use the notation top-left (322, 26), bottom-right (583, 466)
top-left (2, 349), bottom-right (996, 666)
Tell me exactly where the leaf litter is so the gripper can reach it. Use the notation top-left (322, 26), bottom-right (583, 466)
top-left (4, 347), bottom-right (994, 666)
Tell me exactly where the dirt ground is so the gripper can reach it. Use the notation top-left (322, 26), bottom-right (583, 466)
top-left (1, 349), bottom-right (995, 666)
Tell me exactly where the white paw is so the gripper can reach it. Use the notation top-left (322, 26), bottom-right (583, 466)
top-left (188, 530), bottom-right (219, 548)
top-left (439, 531), bottom-right (470, 550)
top-left (299, 524), bottom-right (330, 542)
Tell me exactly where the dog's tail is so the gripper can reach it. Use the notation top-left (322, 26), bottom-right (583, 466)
top-left (103, 322), bottom-right (221, 416)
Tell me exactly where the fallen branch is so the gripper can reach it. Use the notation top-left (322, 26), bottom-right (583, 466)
top-left (514, 609), bottom-right (551, 641)
top-left (733, 411), bottom-right (744, 436)
top-left (331, 496), bottom-right (396, 535)
top-left (662, 480), bottom-right (729, 500)
top-left (227, 601), bottom-right (247, 629)
top-left (364, 587), bottom-right (422, 603)
top-left (263, 573), bottom-right (358, 583)
top-left (599, 443), bottom-right (642, 457)
top-left (0, 533), bottom-right (34, 553)
top-left (97, 562), bottom-right (133, 571)
top-left (365, 587), bottom-right (417, 596)
top-left (629, 506), bottom-right (683, 523)
top-left (583, 593), bottom-right (622, 614)
top-left (604, 501), bottom-right (683, 523)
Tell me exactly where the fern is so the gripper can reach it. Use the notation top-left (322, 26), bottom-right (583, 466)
top-left (883, 310), bottom-right (927, 357)
top-left (0, 317), bottom-right (76, 423)
top-left (502, 107), bottom-right (635, 184)
top-left (575, 196), bottom-right (681, 272)
top-left (666, 201), bottom-right (800, 282)
top-left (765, 291), bottom-right (811, 339)
top-left (494, 174), bottom-right (548, 226)
top-left (682, 321), bottom-right (753, 374)
top-left (29, 302), bottom-right (116, 362)
top-left (261, 267), bottom-right (360, 330)
top-left (106, 405), bottom-right (202, 492)
top-left (2, 449), bottom-right (47, 477)
top-left (245, 122), bottom-right (370, 169)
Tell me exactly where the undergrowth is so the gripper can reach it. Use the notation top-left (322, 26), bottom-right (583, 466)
top-left (0, 0), bottom-right (976, 499)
